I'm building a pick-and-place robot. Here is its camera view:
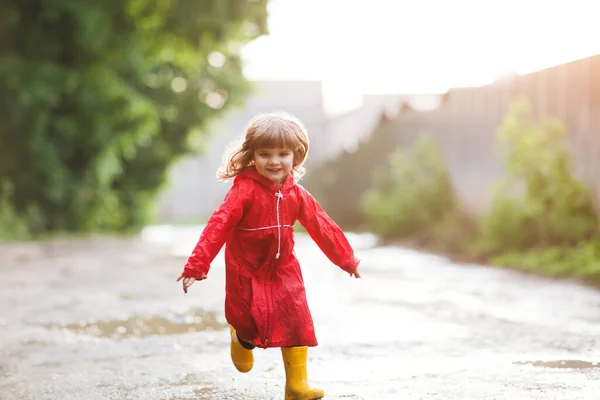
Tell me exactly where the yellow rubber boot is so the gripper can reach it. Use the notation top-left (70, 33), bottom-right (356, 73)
top-left (230, 326), bottom-right (253, 373)
top-left (281, 346), bottom-right (324, 400)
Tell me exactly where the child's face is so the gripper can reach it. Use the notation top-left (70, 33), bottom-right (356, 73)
top-left (253, 147), bottom-right (294, 184)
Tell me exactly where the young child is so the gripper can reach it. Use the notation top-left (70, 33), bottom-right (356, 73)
top-left (176, 111), bottom-right (361, 400)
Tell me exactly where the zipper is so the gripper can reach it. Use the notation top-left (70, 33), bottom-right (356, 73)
top-left (264, 190), bottom-right (283, 346)
top-left (275, 190), bottom-right (283, 259)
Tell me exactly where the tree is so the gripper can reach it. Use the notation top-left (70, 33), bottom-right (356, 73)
top-left (0, 0), bottom-right (268, 233)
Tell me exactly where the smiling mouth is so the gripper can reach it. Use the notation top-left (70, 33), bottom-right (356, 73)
top-left (267, 168), bottom-right (282, 172)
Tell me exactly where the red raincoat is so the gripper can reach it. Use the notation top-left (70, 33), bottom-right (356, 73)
top-left (181, 166), bottom-right (360, 348)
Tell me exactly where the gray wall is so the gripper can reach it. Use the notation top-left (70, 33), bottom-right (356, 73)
top-left (323, 94), bottom-right (441, 159)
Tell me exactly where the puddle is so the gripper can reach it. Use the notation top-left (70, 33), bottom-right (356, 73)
top-left (514, 360), bottom-right (600, 369)
top-left (193, 387), bottom-right (216, 395)
top-left (49, 310), bottom-right (228, 339)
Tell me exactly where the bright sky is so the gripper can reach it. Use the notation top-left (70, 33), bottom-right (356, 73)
top-left (241, 0), bottom-right (600, 113)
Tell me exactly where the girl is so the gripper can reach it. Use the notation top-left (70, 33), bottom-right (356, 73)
top-left (176, 111), bottom-right (361, 400)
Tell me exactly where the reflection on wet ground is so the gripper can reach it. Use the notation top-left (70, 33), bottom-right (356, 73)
top-left (48, 311), bottom-right (228, 339)
top-left (1, 229), bottom-right (600, 399)
top-left (515, 360), bottom-right (600, 369)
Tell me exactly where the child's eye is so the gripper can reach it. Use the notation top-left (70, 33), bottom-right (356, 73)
top-left (260, 153), bottom-right (269, 157)
top-left (280, 152), bottom-right (290, 157)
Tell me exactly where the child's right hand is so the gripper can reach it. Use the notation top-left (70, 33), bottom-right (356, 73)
top-left (176, 274), bottom-right (206, 293)
top-left (350, 269), bottom-right (361, 279)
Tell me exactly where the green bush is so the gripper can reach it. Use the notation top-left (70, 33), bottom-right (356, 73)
top-left (0, 181), bottom-right (31, 241)
top-left (361, 136), bottom-right (477, 251)
top-left (482, 99), bottom-right (598, 252)
top-left (492, 240), bottom-right (600, 284)
top-left (477, 98), bottom-right (600, 284)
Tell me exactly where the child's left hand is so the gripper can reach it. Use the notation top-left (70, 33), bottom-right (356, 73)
top-left (350, 269), bottom-right (361, 279)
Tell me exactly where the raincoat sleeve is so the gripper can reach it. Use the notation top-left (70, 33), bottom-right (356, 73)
top-left (181, 179), bottom-right (254, 279)
top-left (297, 185), bottom-right (360, 274)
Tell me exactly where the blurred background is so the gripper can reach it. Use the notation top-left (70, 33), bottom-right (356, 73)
top-left (2, 1), bottom-right (600, 399)
top-left (2, 0), bottom-right (598, 279)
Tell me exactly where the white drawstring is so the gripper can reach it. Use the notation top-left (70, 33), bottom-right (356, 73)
top-left (275, 190), bottom-right (283, 259)
top-left (238, 224), bottom-right (293, 231)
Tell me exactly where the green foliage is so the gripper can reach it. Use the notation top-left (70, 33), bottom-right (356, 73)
top-left (361, 136), bottom-right (451, 236)
top-left (477, 98), bottom-right (600, 283)
top-left (309, 96), bottom-right (599, 286)
top-left (0, 181), bottom-right (31, 240)
top-left (491, 240), bottom-right (600, 284)
top-left (481, 99), bottom-right (598, 252)
top-left (360, 136), bottom-right (478, 252)
top-left (0, 0), bottom-right (268, 235)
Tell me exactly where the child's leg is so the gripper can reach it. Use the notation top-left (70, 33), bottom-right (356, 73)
top-left (281, 346), bottom-right (324, 400)
top-left (230, 326), bottom-right (254, 373)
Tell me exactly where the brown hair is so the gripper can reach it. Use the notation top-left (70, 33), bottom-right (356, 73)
top-left (217, 111), bottom-right (310, 181)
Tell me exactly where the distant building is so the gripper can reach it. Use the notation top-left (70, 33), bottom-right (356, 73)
top-left (323, 94), bottom-right (441, 158)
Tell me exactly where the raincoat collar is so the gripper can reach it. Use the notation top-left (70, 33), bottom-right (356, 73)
top-left (236, 166), bottom-right (296, 193)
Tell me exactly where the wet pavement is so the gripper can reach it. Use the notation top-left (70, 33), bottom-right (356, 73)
top-left (1, 227), bottom-right (600, 399)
